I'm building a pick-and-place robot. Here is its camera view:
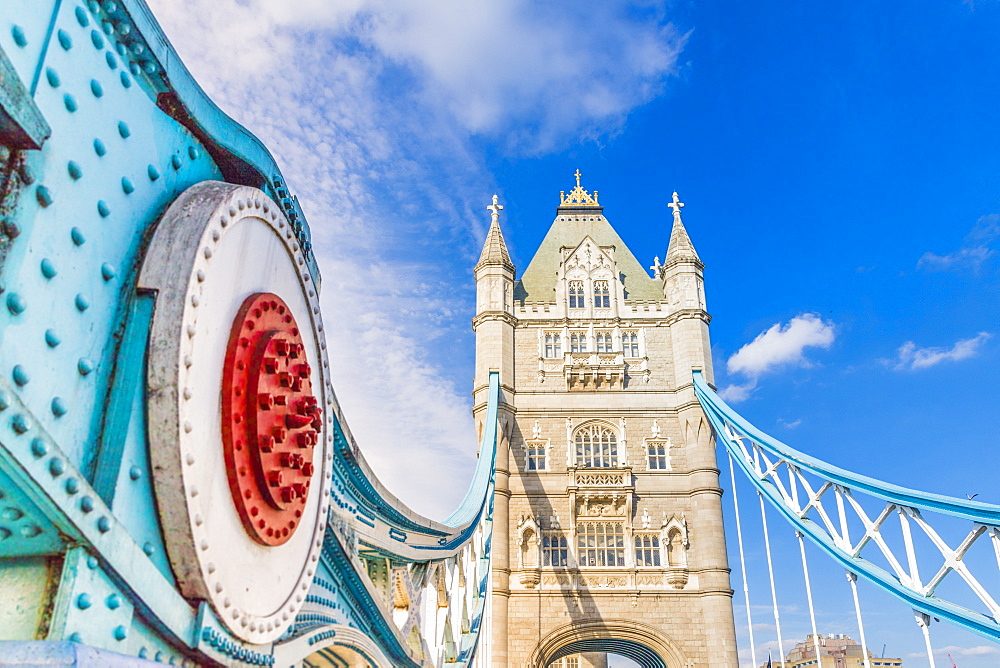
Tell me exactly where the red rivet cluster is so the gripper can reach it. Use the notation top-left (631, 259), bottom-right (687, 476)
top-left (222, 293), bottom-right (320, 546)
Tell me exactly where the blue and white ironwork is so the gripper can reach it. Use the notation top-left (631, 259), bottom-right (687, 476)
top-left (694, 371), bottom-right (1000, 644)
top-left (0, 1), bottom-right (495, 665)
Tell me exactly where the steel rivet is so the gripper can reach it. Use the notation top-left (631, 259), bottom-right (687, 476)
top-left (128, 465), bottom-right (141, 480)
top-left (121, 177), bottom-right (134, 194)
top-left (11, 25), bottom-right (27, 48)
top-left (57, 29), bottom-right (73, 50)
top-left (36, 186), bottom-right (53, 207)
top-left (76, 593), bottom-right (92, 610)
top-left (102, 20), bottom-right (113, 36)
top-left (211, 229), bottom-right (220, 241)
top-left (147, 164), bottom-right (159, 181)
top-left (183, 388), bottom-right (192, 400)
top-left (183, 421), bottom-right (192, 433)
top-left (45, 329), bottom-right (61, 347)
top-left (45, 68), bottom-right (61, 88)
top-left (49, 458), bottom-right (65, 477)
top-left (113, 625), bottom-right (127, 641)
top-left (185, 453), bottom-right (194, 465)
top-left (7, 293), bottom-right (26, 315)
top-left (190, 294), bottom-right (199, 307)
top-left (142, 61), bottom-right (156, 75)
top-left (86, 555), bottom-right (97, 569)
top-left (199, 539), bottom-right (208, 550)
top-left (105, 52), bottom-right (117, 70)
top-left (31, 438), bottom-right (47, 458)
top-left (94, 139), bottom-right (106, 156)
top-left (40, 258), bottom-right (57, 278)
top-left (78, 358), bottom-right (95, 375)
top-left (90, 79), bottom-right (103, 98)
top-left (120, 71), bottom-right (131, 88)
top-left (71, 227), bottom-right (86, 244)
top-left (75, 294), bottom-right (90, 311)
top-left (0, 391), bottom-right (9, 411)
top-left (142, 542), bottom-right (154, 555)
top-left (64, 94), bottom-right (78, 112)
top-left (183, 355), bottom-right (192, 367)
top-left (97, 516), bottom-right (111, 532)
top-left (194, 514), bottom-right (203, 526)
top-left (80, 496), bottom-right (94, 513)
top-left (65, 478), bottom-right (79, 495)
top-left (171, 154), bottom-right (181, 170)
top-left (195, 270), bottom-right (205, 282)
top-left (12, 365), bottom-right (30, 386)
top-left (101, 263), bottom-right (116, 280)
top-left (130, 62), bottom-right (140, 76)
top-left (188, 146), bottom-right (199, 160)
top-left (2, 220), bottom-right (21, 239)
top-left (190, 486), bottom-right (199, 498)
top-left (67, 633), bottom-right (82, 643)
top-left (186, 324), bottom-right (195, 338)
top-left (11, 414), bottom-right (30, 434)
top-left (76, 7), bottom-right (90, 27)
top-left (97, 200), bottom-right (110, 217)
top-left (51, 397), bottom-right (67, 417)
top-left (117, 121), bottom-right (130, 138)
top-left (106, 594), bottom-right (122, 610)
top-left (203, 247), bottom-right (212, 259)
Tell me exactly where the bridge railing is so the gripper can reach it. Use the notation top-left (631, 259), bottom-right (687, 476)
top-left (694, 371), bottom-right (1000, 647)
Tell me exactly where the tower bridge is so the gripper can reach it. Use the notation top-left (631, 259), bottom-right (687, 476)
top-left (0, 2), bottom-right (997, 667)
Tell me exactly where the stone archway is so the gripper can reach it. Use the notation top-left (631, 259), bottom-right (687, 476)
top-left (530, 619), bottom-right (688, 668)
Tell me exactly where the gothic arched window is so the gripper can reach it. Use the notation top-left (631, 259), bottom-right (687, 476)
top-left (544, 332), bottom-right (562, 358)
top-left (575, 423), bottom-right (618, 468)
top-left (623, 331), bottom-right (640, 357)
top-left (596, 332), bottom-right (612, 353)
top-left (593, 280), bottom-right (610, 308)
top-left (568, 281), bottom-right (584, 308)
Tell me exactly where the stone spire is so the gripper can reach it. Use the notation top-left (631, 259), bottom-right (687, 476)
top-left (477, 194), bottom-right (514, 270)
top-left (665, 191), bottom-right (700, 263)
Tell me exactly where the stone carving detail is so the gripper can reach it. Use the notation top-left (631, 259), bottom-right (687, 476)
top-left (637, 574), bottom-right (663, 587)
top-left (576, 494), bottom-right (626, 518)
top-left (575, 472), bottom-right (625, 486)
top-left (582, 575), bottom-right (627, 589)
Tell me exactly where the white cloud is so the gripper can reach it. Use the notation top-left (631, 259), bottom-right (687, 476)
top-left (918, 214), bottom-right (999, 272)
top-left (888, 332), bottom-right (991, 371)
top-left (718, 380), bottom-right (757, 403)
top-left (908, 645), bottom-right (1000, 658)
top-left (146, 0), bottom-right (686, 518)
top-left (727, 314), bottom-right (836, 378)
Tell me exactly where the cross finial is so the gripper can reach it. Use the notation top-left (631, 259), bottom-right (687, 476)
top-left (487, 194), bottom-right (503, 225)
top-left (667, 191), bottom-right (684, 219)
top-left (574, 169), bottom-right (582, 188)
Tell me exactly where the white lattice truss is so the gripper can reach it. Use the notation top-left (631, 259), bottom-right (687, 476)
top-left (693, 372), bottom-right (1000, 642)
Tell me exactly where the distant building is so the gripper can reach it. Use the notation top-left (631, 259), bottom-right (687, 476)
top-left (760, 634), bottom-right (904, 668)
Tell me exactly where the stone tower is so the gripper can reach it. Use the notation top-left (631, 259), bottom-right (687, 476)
top-left (472, 173), bottom-right (738, 667)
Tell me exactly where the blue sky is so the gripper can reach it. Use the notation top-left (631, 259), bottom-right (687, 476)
top-left (148, 0), bottom-right (1000, 664)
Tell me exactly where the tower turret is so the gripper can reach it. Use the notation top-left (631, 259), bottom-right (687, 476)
top-left (472, 195), bottom-right (516, 410)
top-left (659, 191), bottom-right (713, 387)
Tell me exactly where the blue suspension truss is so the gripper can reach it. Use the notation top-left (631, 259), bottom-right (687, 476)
top-left (694, 371), bottom-right (1000, 643)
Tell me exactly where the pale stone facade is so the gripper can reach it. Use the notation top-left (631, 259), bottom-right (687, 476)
top-left (473, 178), bottom-right (738, 667)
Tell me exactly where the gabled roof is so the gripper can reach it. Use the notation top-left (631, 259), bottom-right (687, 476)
top-left (514, 212), bottom-right (662, 302)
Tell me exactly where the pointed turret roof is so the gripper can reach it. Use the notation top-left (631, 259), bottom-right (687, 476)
top-left (665, 191), bottom-right (700, 263)
top-left (476, 194), bottom-right (514, 270)
top-left (515, 172), bottom-right (662, 302)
